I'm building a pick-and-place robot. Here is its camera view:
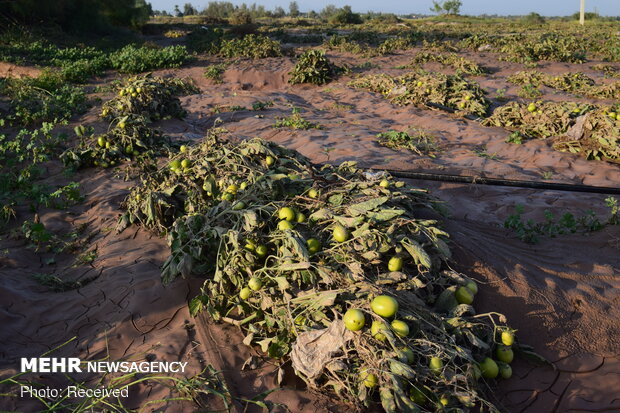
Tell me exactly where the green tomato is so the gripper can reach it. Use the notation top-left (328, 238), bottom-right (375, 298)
top-left (455, 286), bottom-right (474, 305)
top-left (306, 238), bottom-right (321, 254)
top-left (227, 184), bottom-right (238, 194)
top-left (343, 309), bottom-right (365, 331)
top-left (479, 357), bottom-right (499, 379)
top-left (465, 280), bottom-right (478, 295)
top-left (278, 220), bottom-right (295, 231)
top-left (496, 345), bottom-right (514, 364)
top-left (359, 368), bottom-right (378, 388)
top-left (239, 287), bottom-right (251, 300)
top-left (278, 207), bottom-right (296, 221)
top-left (232, 201), bottom-right (245, 210)
top-left (429, 357), bottom-right (443, 374)
top-left (499, 363), bottom-right (512, 379)
top-left (169, 159), bottom-right (182, 171)
top-left (244, 239), bottom-right (256, 251)
top-left (248, 277), bottom-right (262, 291)
top-left (391, 319), bottom-right (409, 337)
top-left (501, 330), bottom-right (515, 346)
top-left (332, 224), bottom-right (349, 243)
top-left (388, 256), bottom-right (403, 272)
top-left (371, 295), bottom-right (398, 318)
top-left (255, 245), bottom-right (268, 257)
top-left (399, 347), bottom-right (415, 364)
top-left (370, 320), bottom-right (388, 341)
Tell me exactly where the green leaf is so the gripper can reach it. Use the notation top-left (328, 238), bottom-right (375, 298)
top-left (380, 387), bottom-right (397, 413)
top-left (188, 295), bottom-right (205, 317)
top-left (434, 286), bottom-right (458, 312)
top-left (401, 238), bottom-right (432, 269)
top-left (328, 193), bottom-right (344, 206)
top-left (309, 208), bottom-right (333, 221)
top-left (346, 196), bottom-right (389, 216)
top-left (389, 360), bottom-right (416, 379)
top-left (333, 215), bottom-right (365, 228)
top-left (366, 208), bottom-right (405, 222)
top-left (274, 276), bottom-right (290, 291)
top-left (257, 337), bottom-right (274, 353)
top-left (463, 330), bottom-right (490, 350)
top-left (278, 262), bottom-right (311, 271)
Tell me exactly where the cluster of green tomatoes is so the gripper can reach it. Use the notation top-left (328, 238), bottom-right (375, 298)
top-left (342, 279), bottom-right (517, 391)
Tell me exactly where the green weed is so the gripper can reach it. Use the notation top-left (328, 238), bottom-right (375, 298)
top-left (274, 108), bottom-right (321, 130)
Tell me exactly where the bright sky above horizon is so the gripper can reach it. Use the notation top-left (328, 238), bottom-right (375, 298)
top-left (148, 0), bottom-right (618, 17)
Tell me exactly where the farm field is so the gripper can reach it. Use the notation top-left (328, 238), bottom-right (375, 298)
top-left (1, 7), bottom-right (619, 413)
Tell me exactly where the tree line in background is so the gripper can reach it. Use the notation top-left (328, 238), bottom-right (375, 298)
top-left (0, 0), bottom-right (153, 32)
top-left (155, 2), bottom-right (368, 24)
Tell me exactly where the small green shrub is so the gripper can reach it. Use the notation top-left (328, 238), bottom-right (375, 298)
top-left (328, 6), bottom-right (362, 25)
top-left (59, 56), bottom-right (111, 83)
top-left (376, 129), bottom-right (440, 157)
top-left (289, 50), bottom-right (339, 85)
top-left (504, 204), bottom-right (612, 244)
top-left (274, 108), bottom-right (321, 130)
top-left (204, 64), bottom-right (227, 83)
top-left (229, 10), bottom-right (253, 25)
top-left (186, 27), bottom-right (225, 53)
top-left (521, 12), bottom-right (546, 25)
top-left (109, 45), bottom-right (189, 74)
top-left (1, 72), bottom-right (87, 125)
top-left (219, 35), bottom-right (282, 59)
top-left (518, 83), bottom-right (543, 99)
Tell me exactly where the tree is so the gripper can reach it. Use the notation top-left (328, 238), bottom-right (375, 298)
top-left (328, 5), bottom-right (362, 24)
top-left (289, 1), bottom-right (300, 17)
top-left (273, 6), bottom-right (285, 18)
top-left (0, 0), bottom-right (152, 31)
top-left (430, 0), bottom-right (462, 15)
top-left (230, 8), bottom-right (252, 24)
top-left (173, 4), bottom-right (182, 17)
top-left (183, 3), bottom-right (197, 16)
top-left (319, 4), bottom-right (337, 20)
top-left (201, 2), bottom-right (235, 19)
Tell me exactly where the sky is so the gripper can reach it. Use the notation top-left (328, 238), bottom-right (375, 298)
top-left (148, 0), bottom-right (618, 16)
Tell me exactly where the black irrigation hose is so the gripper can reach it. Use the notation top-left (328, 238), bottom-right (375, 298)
top-left (378, 169), bottom-right (620, 195)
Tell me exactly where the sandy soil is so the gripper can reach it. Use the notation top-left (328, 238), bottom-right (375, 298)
top-left (0, 62), bottom-right (41, 79)
top-left (1, 47), bottom-right (619, 412)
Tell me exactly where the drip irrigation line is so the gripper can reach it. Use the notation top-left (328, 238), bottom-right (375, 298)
top-left (376, 169), bottom-right (620, 195)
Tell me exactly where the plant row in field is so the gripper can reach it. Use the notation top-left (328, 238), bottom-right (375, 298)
top-left (349, 70), bottom-right (620, 163)
top-left (119, 132), bottom-right (531, 412)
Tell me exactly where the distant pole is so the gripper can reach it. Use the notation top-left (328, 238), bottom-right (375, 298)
top-left (580, 0), bottom-right (585, 25)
